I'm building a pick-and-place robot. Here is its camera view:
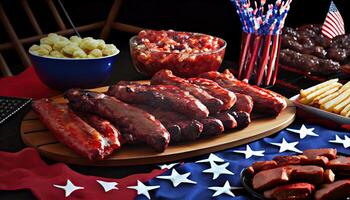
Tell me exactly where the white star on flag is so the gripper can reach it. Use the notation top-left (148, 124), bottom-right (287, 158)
top-left (203, 161), bottom-right (234, 180)
top-left (196, 153), bottom-right (225, 164)
top-left (329, 134), bottom-right (350, 148)
top-left (208, 180), bottom-right (235, 197)
top-left (270, 138), bottom-right (302, 153)
top-left (158, 162), bottom-right (179, 170)
top-left (233, 144), bottom-right (265, 159)
top-left (287, 124), bottom-right (319, 139)
top-left (97, 180), bottom-right (118, 192)
top-left (157, 169), bottom-right (196, 187)
top-left (53, 179), bottom-right (84, 197)
top-left (127, 180), bottom-right (160, 200)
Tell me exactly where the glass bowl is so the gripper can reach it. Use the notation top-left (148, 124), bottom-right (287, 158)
top-left (129, 31), bottom-right (226, 78)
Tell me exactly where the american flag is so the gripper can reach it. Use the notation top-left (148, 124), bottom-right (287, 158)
top-left (321, 1), bottom-right (345, 39)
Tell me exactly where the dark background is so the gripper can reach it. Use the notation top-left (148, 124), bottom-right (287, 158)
top-left (0, 0), bottom-right (349, 77)
top-left (0, 0), bottom-right (349, 199)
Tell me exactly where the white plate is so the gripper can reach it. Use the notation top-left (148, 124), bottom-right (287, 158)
top-left (290, 94), bottom-right (350, 124)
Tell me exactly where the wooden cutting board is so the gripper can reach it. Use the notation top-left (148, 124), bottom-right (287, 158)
top-left (21, 85), bottom-right (296, 166)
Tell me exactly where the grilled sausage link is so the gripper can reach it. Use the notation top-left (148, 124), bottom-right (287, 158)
top-left (199, 69), bottom-right (287, 116)
top-left (188, 77), bottom-right (236, 111)
top-left (151, 69), bottom-right (224, 114)
top-left (107, 81), bottom-right (209, 119)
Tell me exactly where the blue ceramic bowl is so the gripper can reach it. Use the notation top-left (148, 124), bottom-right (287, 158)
top-left (30, 52), bottom-right (118, 91)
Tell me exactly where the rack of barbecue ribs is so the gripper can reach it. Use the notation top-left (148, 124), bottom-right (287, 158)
top-left (246, 148), bottom-right (350, 200)
top-left (32, 69), bottom-right (287, 160)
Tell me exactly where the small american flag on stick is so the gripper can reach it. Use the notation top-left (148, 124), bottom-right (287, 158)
top-left (321, 1), bottom-right (345, 39)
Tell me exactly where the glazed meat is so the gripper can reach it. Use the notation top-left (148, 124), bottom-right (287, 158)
top-left (253, 165), bottom-right (325, 190)
top-left (188, 77), bottom-right (236, 111)
top-left (252, 167), bottom-right (290, 190)
top-left (65, 89), bottom-right (170, 152)
top-left (200, 117), bottom-right (224, 136)
top-left (135, 104), bottom-right (203, 143)
top-left (229, 111), bottom-right (251, 129)
top-left (32, 99), bottom-right (122, 160)
top-left (315, 179), bottom-right (350, 200)
top-left (327, 157), bottom-right (350, 171)
top-left (229, 93), bottom-right (253, 114)
top-left (199, 70), bottom-right (287, 116)
top-left (107, 81), bottom-right (209, 119)
top-left (211, 112), bottom-right (237, 130)
top-left (247, 160), bottom-right (278, 174)
top-left (303, 148), bottom-right (337, 160)
top-left (151, 70), bottom-right (224, 114)
top-left (264, 182), bottom-right (315, 200)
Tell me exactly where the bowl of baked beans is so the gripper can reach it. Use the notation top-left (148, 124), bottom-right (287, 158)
top-left (130, 30), bottom-right (226, 77)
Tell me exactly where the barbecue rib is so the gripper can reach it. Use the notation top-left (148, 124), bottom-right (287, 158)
top-left (65, 89), bottom-right (170, 152)
top-left (32, 99), bottom-right (122, 160)
top-left (188, 77), bottom-right (236, 111)
top-left (151, 70), bottom-right (224, 114)
top-left (199, 70), bottom-right (287, 116)
top-left (315, 179), bottom-right (350, 200)
top-left (107, 81), bottom-right (209, 119)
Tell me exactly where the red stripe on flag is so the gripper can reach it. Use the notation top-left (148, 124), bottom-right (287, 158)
top-left (325, 17), bottom-right (342, 35)
top-left (322, 25), bottom-right (337, 39)
top-left (328, 13), bottom-right (344, 34)
top-left (323, 23), bottom-right (338, 36)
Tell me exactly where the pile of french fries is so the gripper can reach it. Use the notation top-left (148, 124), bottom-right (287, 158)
top-left (299, 79), bottom-right (350, 117)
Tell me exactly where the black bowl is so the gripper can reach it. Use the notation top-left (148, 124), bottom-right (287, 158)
top-left (240, 168), bottom-right (265, 200)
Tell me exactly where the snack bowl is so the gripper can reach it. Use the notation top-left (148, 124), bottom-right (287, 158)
top-left (30, 52), bottom-right (118, 91)
top-left (240, 168), bottom-right (265, 199)
top-left (129, 30), bottom-right (226, 77)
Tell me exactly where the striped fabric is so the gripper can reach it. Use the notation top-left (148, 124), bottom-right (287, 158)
top-left (321, 1), bottom-right (345, 39)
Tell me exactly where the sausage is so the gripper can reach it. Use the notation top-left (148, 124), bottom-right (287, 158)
top-left (229, 93), bottom-right (253, 114)
top-left (188, 77), bottom-right (236, 111)
top-left (327, 157), bottom-right (350, 171)
top-left (151, 69), bottom-right (224, 114)
top-left (107, 81), bottom-right (209, 119)
top-left (247, 160), bottom-right (278, 174)
top-left (135, 104), bottom-right (203, 143)
top-left (199, 70), bottom-right (286, 116)
top-left (315, 180), bottom-right (350, 200)
top-left (32, 99), bottom-right (121, 160)
top-left (211, 112), bottom-right (237, 130)
top-left (65, 89), bottom-right (170, 152)
top-left (303, 148), bottom-right (337, 160)
top-left (229, 111), bottom-right (251, 129)
top-left (264, 182), bottom-right (315, 200)
top-left (200, 117), bottom-right (224, 136)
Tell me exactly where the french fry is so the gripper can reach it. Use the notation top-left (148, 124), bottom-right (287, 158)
top-left (340, 103), bottom-right (350, 116)
top-left (311, 85), bottom-right (341, 106)
top-left (300, 79), bottom-right (338, 97)
top-left (337, 81), bottom-right (350, 93)
top-left (321, 87), bottom-right (350, 112)
top-left (333, 96), bottom-right (350, 113)
top-left (318, 92), bottom-right (340, 105)
top-left (302, 82), bottom-right (341, 105)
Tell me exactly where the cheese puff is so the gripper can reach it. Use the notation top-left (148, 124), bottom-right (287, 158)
top-left (62, 43), bottom-right (79, 55)
top-left (34, 47), bottom-right (50, 56)
top-left (102, 44), bottom-right (119, 56)
top-left (40, 44), bottom-right (52, 52)
top-left (79, 37), bottom-right (98, 51)
top-left (53, 40), bottom-right (69, 51)
top-left (89, 49), bottom-right (103, 58)
top-left (49, 50), bottom-right (64, 58)
top-left (58, 36), bottom-right (70, 43)
top-left (29, 44), bottom-right (40, 53)
top-left (96, 39), bottom-right (106, 50)
top-left (40, 37), bottom-right (55, 46)
top-left (70, 35), bottom-right (82, 44)
top-left (73, 48), bottom-right (87, 58)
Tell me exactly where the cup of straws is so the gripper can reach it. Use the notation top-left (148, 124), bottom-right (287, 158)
top-left (231, 0), bottom-right (292, 86)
